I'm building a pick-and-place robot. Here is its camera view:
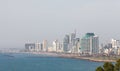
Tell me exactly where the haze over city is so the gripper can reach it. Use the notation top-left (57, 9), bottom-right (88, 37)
top-left (0, 0), bottom-right (120, 48)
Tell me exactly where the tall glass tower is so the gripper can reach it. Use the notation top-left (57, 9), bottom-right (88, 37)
top-left (63, 35), bottom-right (70, 52)
top-left (80, 33), bottom-right (99, 55)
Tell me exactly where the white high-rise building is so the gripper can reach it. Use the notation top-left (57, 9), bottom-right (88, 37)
top-left (52, 40), bottom-right (59, 52)
top-left (111, 39), bottom-right (120, 54)
top-left (35, 43), bottom-right (41, 52)
top-left (111, 39), bottom-right (120, 49)
top-left (52, 40), bottom-right (63, 52)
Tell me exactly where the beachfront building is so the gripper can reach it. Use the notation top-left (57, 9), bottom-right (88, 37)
top-left (42, 40), bottom-right (48, 51)
top-left (57, 42), bottom-right (63, 52)
top-left (52, 40), bottom-right (62, 52)
top-left (111, 39), bottom-right (120, 55)
top-left (101, 43), bottom-right (113, 55)
top-left (25, 43), bottom-right (35, 52)
top-left (71, 38), bottom-right (80, 53)
top-left (63, 34), bottom-right (70, 52)
top-left (25, 42), bottom-right (41, 52)
top-left (80, 33), bottom-right (99, 55)
top-left (63, 31), bottom-right (77, 53)
top-left (69, 32), bottom-right (76, 45)
top-left (69, 32), bottom-right (76, 53)
top-left (35, 43), bottom-right (41, 52)
top-left (111, 39), bottom-right (120, 48)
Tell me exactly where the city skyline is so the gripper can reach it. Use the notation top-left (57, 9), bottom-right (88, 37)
top-left (0, 0), bottom-right (120, 48)
top-left (24, 32), bottom-right (120, 56)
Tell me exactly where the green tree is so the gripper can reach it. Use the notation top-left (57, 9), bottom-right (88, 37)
top-left (96, 66), bottom-right (104, 71)
top-left (114, 59), bottom-right (120, 71)
top-left (103, 62), bottom-right (114, 71)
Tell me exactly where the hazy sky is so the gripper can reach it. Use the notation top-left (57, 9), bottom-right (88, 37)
top-left (0, 0), bottom-right (120, 48)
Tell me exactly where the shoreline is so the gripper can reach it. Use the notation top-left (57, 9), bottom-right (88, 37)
top-left (30, 52), bottom-right (116, 62)
top-left (1, 51), bottom-right (116, 62)
top-left (57, 54), bottom-right (116, 62)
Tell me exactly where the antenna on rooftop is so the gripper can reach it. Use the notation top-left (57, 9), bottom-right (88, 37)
top-left (74, 29), bottom-right (76, 37)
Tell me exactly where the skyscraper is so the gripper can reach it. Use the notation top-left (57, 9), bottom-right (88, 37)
top-left (42, 40), bottom-right (48, 51)
top-left (69, 32), bottom-right (76, 45)
top-left (80, 33), bottom-right (99, 55)
top-left (63, 35), bottom-right (70, 52)
top-left (71, 38), bottom-right (80, 53)
top-left (63, 31), bottom-right (77, 53)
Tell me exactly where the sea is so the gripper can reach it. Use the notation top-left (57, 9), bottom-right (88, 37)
top-left (0, 53), bottom-right (103, 71)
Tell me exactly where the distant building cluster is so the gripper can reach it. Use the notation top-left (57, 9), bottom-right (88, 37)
top-left (25, 32), bottom-right (120, 56)
top-left (100, 39), bottom-right (120, 55)
top-left (25, 40), bottom-right (48, 52)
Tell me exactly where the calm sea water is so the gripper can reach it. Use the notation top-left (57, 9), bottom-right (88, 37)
top-left (0, 53), bottom-right (103, 71)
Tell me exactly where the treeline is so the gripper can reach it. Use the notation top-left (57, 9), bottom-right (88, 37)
top-left (96, 59), bottom-right (120, 71)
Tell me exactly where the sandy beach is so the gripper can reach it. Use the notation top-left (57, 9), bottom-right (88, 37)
top-left (28, 52), bottom-right (116, 62)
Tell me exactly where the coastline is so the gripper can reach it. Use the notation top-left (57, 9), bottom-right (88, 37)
top-left (57, 54), bottom-right (116, 62)
top-left (29, 52), bottom-right (116, 62)
top-left (0, 52), bottom-right (116, 62)
top-left (1, 51), bottom-right (116, 62)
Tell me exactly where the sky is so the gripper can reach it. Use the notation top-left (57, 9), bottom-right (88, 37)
top-left (0, 0), bottom-right (120, 48)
